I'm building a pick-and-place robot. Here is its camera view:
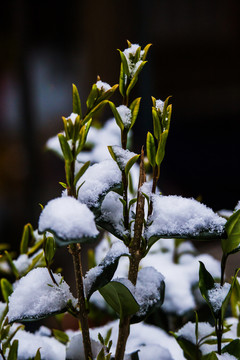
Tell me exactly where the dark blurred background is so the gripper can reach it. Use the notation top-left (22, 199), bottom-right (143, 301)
top-left (0, 0), bottom-right (240, 250)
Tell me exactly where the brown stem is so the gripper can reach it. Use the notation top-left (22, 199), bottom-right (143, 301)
top-left (0, 348), bottom-right (6, 360)
top-left (69, 244), bottom-right (93, 360)
top-left (114, 316), bottom-right (130, 360)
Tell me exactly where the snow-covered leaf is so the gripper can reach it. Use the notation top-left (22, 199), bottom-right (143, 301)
top-left (38, 197), bottom-right (99, 246)
top-left (84, 241), bottom-right (130, 300)
top-left (77, 160), bottom-right (122, 216)
top-left (146, 195), bottom-right (227, 242)
top-left (8, 267), bottom-right (76, 322)
top-left (131, 267), bottom-right (165, 323)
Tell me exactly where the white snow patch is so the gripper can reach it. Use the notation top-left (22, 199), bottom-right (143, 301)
top-left (38, 196), bottom-right (98, 241)
top-left (155, 99), bottom-right (164, 112)
top-left (207, 282), bottom-right (231, 312)
top-left (111, 145), bottom-right (137, 171)
top-left (66, 112), bottom-right (78, 123)
top-left (13, 327), bottom-right (66, 360)
top-left (146, 195), bottom-right (226, 239)
top-left (123, 44), bottom-right (144, 77)
top-left (116, 105), bottom-right (132, 128)
top-left (77, 160), bottom-right (121, 208)
top-left (176, 321), bottom-right (214, 344)
top-left (96, 80), bottom-right (111, 92)
top-left (8, 267), bottom-right (76, 322)
top-left (100, 191), bottom-right (125, 236)
top-left (66, 333), bottom-right (102, 360)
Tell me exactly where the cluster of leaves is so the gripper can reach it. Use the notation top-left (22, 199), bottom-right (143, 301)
top-left (1, 40), bottom-right (240, 360)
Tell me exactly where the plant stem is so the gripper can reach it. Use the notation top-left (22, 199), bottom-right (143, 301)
top-left (66, 142), bottom-right (92, 359)
top-left (0, 347), bottom-right (6, 360)
top-left (121, 129), bottom-right (129, 234)
top-left (69, 243), bottom-right (93, 360)
top-left (215, 318), bottom-right (223, 355)
top-left (115, 149), bottom-right (146, 360)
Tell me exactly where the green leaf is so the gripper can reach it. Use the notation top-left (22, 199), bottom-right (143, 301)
top-left (97, 348), bottom-right (105, 360)
top-left (99, 281), bottom-right (139, 321)
top-left (126, 61), bottom-right (147, 98)
top-left (108, 101), bottom-right (124, 131)
top-left (202, 352), bottom-right (218, 360)
top-left (44, 236), bottom-right (56, 265)
top-left (58, 134), bottom-right (73, 162)
top-left (129, 97), bottom-right (141, 129)
top-left (161, 96), bottom-right (171, 131)
top-left (118, 49), bottom-right (130, 78)
top-left (74, 161), bottom-right (90, 186)
top-left (34, 349), bottom-right (41, 360)
top-left (83, 100), bottom-right (109, 124)
top-left (199, 261), bottom-right (216, 314)
top-left (7, 339), bottom-right (18, 360)
top-left (174, 336), bottom-right (202, 360)
top-left (52, 329), bottom-right (69, 345)
top-left (20, 223), bottom-right (34, 254)
top-left (222, 339), bottom-right (240, 359)
top-left (97, 84), bottom-right (119, 104)
top-left (4, 251), bottom-right (19, 279)
top-left (1, 278), bottom-right (13, 303)
top-left (222, 209), bottom-right (240, 255)
top-left (72, 84), bottom-right (82, 117)
top-left (86, 83), bottom-right (98, 109)
top-left (85, 246), bottom-right (129, 300)
top-left (125, 154), bottom-right (140, 175)
top-left (152, 107), bottom-right (161, 141)
top-left (155, 130), bottom-right (168, 166)
top-left (146, 132), bottom-right (156, 167)
top-left (142, 43), bottom-right (152, 61)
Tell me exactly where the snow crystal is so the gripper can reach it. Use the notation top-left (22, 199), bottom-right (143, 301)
top-left (155, 99), bottom-right (164, 112)
top-left (13, 327), bottom-right (66, 360)
top-left (146, 195), bottom-right (226, 239)
top-left (8, 267), bottom-right (76, 322)
top-left (111, 145), bottom-right (137, 171)
top-left (96, 80), bottom-right (111, 92)
top-left (38, 196), bottom-right (98, 241)
top-left (116, 105), bottom-right (132, 128)
top-left (176, 321), bottom-right (214, 344)
top-left (207, 282), bottom-right (231, 312)
top-left (77, 160), bottom-right (121, 208)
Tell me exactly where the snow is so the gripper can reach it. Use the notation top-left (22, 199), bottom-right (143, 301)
top-left (146, 195), bottom-right (226, 239)
top-left (134, 267), bottom-right (164, 317)
top-left (84, 241), bottom-right (130, 298)
top-left (12, 250), bottom-right (44, 276)
top-left (12, 326), bottom-right (66, 360)
top-left (8, 267), bottom-right (76, 322)
top-left (216, 355), bottom-right (238, 360)
top-left (116, 105), bottom-right (132, 128)
top-left (77, 159), bottom-right (121, 208)
top-left (207, 282), bottom-right (231, 312)
top-left (235, 201), bottom-right (240, 211)
top-left (90, 320), bottom-right (184, 360)
top-left (123, 44), bottom-right (144, 77)
top-left (66, 333), bottom-right (102, 360)
top-left (100, 191), bottom-right (125, 235)
top-left (155, 99), bottom-right (164, 112)
top-left (38, 196), bottom-right (98, 242)
top-left (176, 321), bottom-right (215, 344)
top-left (111, 145), bottom-right (137, 171)
top-left (66, 112), bottom-right (78, 123)
top-left (96, 80), bottom-right (111, 92)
